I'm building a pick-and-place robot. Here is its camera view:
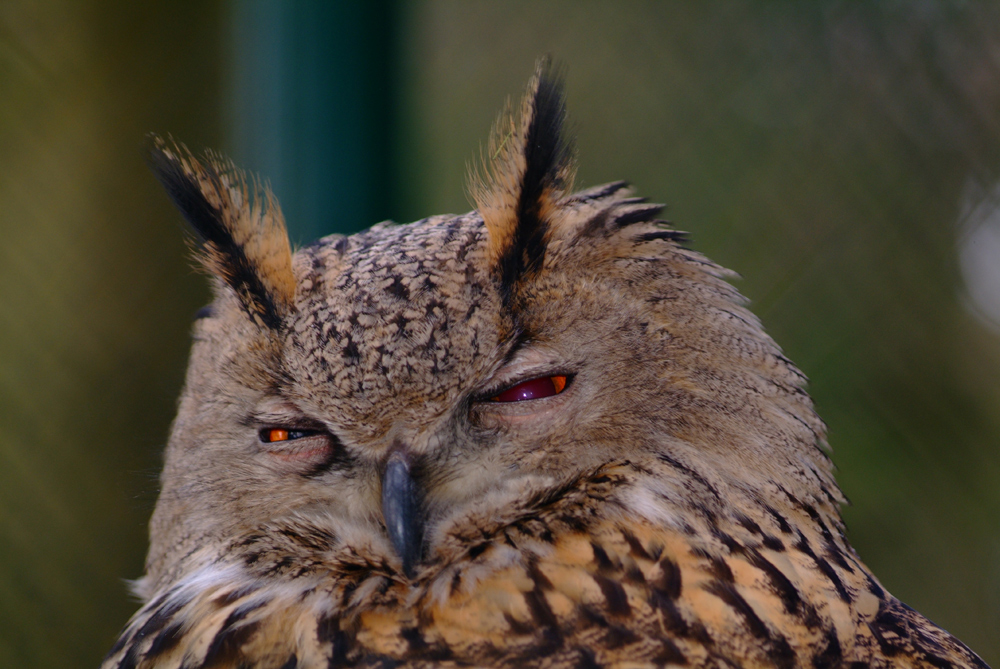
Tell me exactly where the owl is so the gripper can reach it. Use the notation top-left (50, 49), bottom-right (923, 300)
top-left (104, 62), bottom-right (988, 668)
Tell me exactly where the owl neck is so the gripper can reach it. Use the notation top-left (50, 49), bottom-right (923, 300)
top-left (106, 461), bottom-right (866, 669)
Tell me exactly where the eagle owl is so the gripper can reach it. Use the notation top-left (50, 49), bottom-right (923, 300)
top-left (104, 63), bottom-right (988, 668)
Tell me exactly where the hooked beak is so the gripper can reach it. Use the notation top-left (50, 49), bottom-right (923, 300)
top-left (381, 449), bottom-right (423, 578)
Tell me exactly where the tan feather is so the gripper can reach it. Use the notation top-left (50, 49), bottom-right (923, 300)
top-left (469, 58), bottom-right (575, 277)
top-left (148, 136), bottom-right (295, 329)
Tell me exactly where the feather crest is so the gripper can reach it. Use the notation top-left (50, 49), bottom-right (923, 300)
top-left (469, 59), bottom-right (575, 306)
top-left (147, 136), bottom-right (295, 329)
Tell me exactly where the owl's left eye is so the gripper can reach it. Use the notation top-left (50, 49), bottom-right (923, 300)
top-left (491, 375), bottom-right (568, 402)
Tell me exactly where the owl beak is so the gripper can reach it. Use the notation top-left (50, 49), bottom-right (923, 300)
top-left (381, 449), bottom-right (423, 578)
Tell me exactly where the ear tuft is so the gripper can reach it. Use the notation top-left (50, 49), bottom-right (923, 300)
top-left (470, 58), bottom-right (575, 307)
top-left (147, 136), bottom-right (295, 330)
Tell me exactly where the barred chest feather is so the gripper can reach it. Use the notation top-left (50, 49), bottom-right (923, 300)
top-left (105, 463), bottom-right (984, 669)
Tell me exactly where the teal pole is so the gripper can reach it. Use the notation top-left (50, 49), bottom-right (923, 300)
top-left (228, 0), bottom-right (399, 243)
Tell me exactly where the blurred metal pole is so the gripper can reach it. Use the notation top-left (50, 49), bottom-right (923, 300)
top-left (227, 0), bottom-right (399, 243)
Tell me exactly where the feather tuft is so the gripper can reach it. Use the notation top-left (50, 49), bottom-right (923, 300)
top-left (147, 136), bottom-right (295, 329)
top-left (469, 58), bottom-right (575, 308)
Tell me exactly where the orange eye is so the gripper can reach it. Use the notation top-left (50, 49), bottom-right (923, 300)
top-left (491, 375), bottom-right (568, 402)
top-left (263, 428), bottom-right (290, 443)
top-left (261, 428), bottom-right (319, 443)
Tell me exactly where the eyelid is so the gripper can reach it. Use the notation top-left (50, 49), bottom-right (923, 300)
top-left (250, 405), bottom-right (329, 437)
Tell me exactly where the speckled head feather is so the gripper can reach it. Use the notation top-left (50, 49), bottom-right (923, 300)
top-left (147, 136), bottom-right (295, 329)
top-left (470, 59), bottom-right (574, 310)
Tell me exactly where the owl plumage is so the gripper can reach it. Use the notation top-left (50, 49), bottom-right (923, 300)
top-left (104, 62), bottom-right (988, 668)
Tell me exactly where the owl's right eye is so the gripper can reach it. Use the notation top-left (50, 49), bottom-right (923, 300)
top-left (260, 428), bottom-right (315, 443)
top-left (256, 425), bottom-right (340, 473)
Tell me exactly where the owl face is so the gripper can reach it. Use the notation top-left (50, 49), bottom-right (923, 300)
top-left (150, 186), bottom-right (734, 584)
top-left (142, 62), bottom-right (827, 600)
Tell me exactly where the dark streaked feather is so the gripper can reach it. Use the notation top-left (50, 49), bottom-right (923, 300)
top-left (147, 136), bottom-right (294, 330)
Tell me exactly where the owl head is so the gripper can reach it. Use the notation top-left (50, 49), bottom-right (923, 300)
top-left (139, 61), bottom-right (835, 599)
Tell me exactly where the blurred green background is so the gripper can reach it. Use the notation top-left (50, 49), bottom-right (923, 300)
top-left (3, 1), bottom-right (1000, 666)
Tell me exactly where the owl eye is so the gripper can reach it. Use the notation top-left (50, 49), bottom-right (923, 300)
top-left (260, 428), bottom-right (315, 443)
top-left (257, 426), bottom-right (339, 472)
top-left (491, 375), bottom-right (568, 402)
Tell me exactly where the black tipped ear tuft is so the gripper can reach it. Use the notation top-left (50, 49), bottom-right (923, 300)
top-left (147, 136), bottom-right (295, 330)
top-left (147, 141), bottom-right (227, 250)
top-left (470, 58), bottom-right (575, 311)
top-left (519, 60), bottom-right (572, 228)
